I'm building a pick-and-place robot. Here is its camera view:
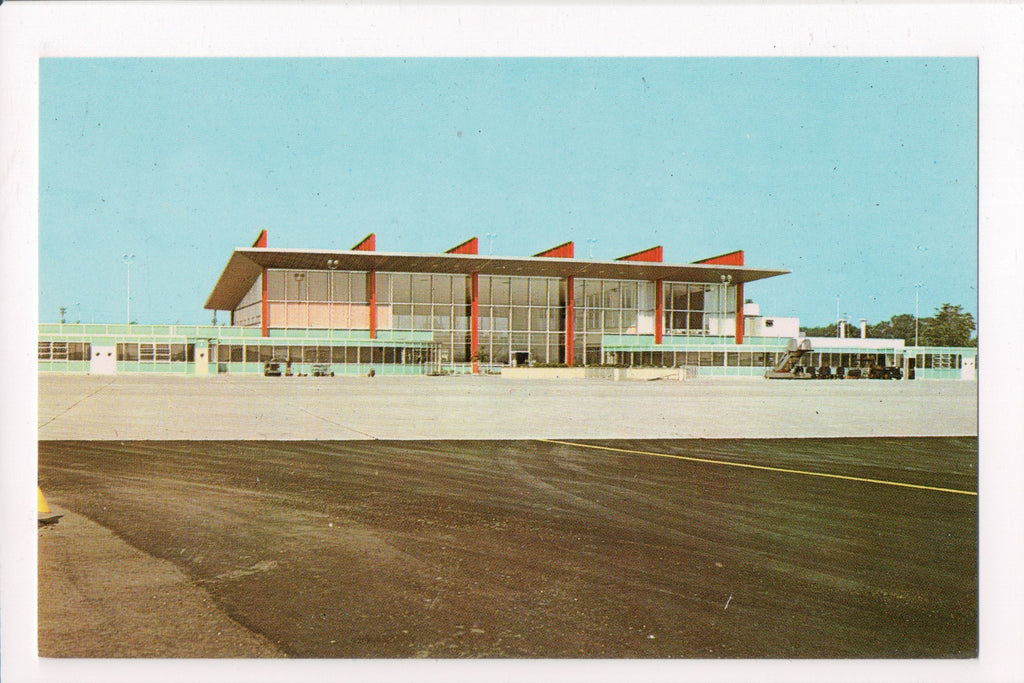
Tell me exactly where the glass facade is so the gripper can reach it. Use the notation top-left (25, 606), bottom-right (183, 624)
top-left (380, 272), bottom-right (471, 364)
top-left (574, 278), bottom-right (655, 365)
top-left (239, 268), bottom-right (746, 367)
top-left (265, 269), bottom-right (372, 330)
top-left (212, 342), bottom-right (431, 366)
top-left (234, 277), bottom-right (262, 327)
top-left (480, 275), bottom-right (564, 366)
top-left (36, 322), bottom-right (977, 379)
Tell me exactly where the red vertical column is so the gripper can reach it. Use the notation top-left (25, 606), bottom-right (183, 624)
top-left (565, 276), bottom-right (575, 367)
top-left (368, 271), bottom-right (377, 339)
top-left (470, 273), bottom-right (480, 373)
top-left (261, 268), bottom-right (269, 337)
top-left (735, 282), bottom-right (745, 345)
top-left (654, 279), bottom-right (664, 345)
top-left (253, 230), bottom-right (269, 338)
top-left (352, 234), bottom-right (377, 339)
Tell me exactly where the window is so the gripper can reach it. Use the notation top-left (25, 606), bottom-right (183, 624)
top-left (375, 273), bottom-right (391, 304)
top-left (530, 308), bottom-right (547, 332)
top-left (510, 278), bottom-right (529, 306)
top-left (664, 283), bottom-right (712, 336)
top-left (349, 274), bottom-right (367, 301)
top-left (118, 343), bottom-right (139, 361)
top-left (39, 341), bottom-right (85, 361)
top-left (529, 280), bottom-right (547, 306)
top-left (621, 281), bottom-right (636, 309)
top-left (391, 273), bottom-right (411, 303)
top-left (331, 272), bottom-right (350, 302)
top-left (139, 344), bottom-right (171, 361)
top-left (452, 276), bottom-right (468, 305)
top-left (307, 272), bottom-right (329, 302)
top-left (490, 277), bottom-right (510, 306)
top-left (267, 270), bottom-right (285, 299)
top-left (411, 275), bottom-right (431, 304)
top-left (286, 272), bottom-right (307, 301)
top-left (511, 308), bottom-right (528, 330)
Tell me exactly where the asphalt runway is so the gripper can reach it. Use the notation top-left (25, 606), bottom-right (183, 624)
top-left (37, 437), bottom-right (977, 659)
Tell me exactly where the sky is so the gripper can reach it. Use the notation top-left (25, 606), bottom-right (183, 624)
top-left (38, 57), bottom-right (977, 328)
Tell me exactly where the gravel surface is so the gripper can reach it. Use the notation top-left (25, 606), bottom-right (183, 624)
top-left (39, 437), bottom-right (977, 658)
top-left (38, 504), bottom-right (284, 658)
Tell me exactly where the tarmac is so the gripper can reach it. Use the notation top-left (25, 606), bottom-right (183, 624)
top-left (39, 437), bottom-right (977, 659)
top-left (30, 373), bottom-right (981, 678)
top-left (37, 373), bottom-right (978, 441)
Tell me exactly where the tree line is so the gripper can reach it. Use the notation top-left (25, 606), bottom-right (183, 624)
top-left (802, 303), bottom-right (976, 347)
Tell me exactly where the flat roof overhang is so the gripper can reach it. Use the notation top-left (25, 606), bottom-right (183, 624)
top-left (204, 248), bottom-right (790, 311)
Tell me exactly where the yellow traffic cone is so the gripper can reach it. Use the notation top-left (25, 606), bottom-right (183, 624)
top-left (38, 487), bottom-right (62, 525)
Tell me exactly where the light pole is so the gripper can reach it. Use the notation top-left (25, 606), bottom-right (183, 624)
top-left (326, 260), bottom-right (339, 322)
top-left (914, 283), bottom-right (923, 348)
top-left (485, 233), bottom-right (498, 255)
top-left (122, 253), bottom-right (135, 325)
top-left (719, 274), bottom-right (732, 336)
top-left (836, 296), bottom-right (841, 337)
top-left (586, 238), bottom-right (598, 259)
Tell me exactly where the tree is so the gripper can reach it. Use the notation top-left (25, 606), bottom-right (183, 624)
top-left (802, 322), bottom-right (838, 337)
top-left (921, 303), bottom-right (976, 347)
top-left (800, 307), bottom-right (975, 347)
top-left (869, 313), bottom-right (917, 346)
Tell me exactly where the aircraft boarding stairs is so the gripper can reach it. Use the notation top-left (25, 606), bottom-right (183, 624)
top-left (764, 338), bottom-right (814, 379)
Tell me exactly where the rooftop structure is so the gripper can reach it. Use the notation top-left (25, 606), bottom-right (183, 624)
top-left (37, 231), bottom-right (976, 380)
top-left (203, 231), bottom-right (788, 370)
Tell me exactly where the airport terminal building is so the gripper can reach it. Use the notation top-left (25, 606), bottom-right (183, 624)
top-left (38, 231), bottom-right (977, 379)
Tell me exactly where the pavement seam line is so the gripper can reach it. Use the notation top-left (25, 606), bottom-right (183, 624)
top-left (295, 406), bottom-right (378, 439)
top-left (538, 439), bottom-right (978, 497)
top-left (37, 377), bottom-right (118, 430)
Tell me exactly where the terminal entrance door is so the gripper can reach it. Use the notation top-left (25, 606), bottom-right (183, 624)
top-left (194, 340), bottom-right (209, 376)
top-left (512, 351), bottom-right (529, 366)
top-left (90, 345), bottom-right (116, 375)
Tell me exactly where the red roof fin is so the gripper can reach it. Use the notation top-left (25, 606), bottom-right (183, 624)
top-left (616, 246), bottom-right (663, 263)
top-left (533, 241), bottom-right (574, 258)
top-left (693, 250), bottom-right (744, 266)
top-left (445, 237), bottom-right (479, 255)
top-left (252, 230), bottom-right (268, 248)
top-left (351, 233), bottom-right (376, 251)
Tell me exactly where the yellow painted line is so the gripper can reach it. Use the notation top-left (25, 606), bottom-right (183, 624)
top-left (538, 439), bottom-right (978, 497)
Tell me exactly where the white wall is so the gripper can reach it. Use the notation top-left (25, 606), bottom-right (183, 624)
top-left (744, 316), bottom-right (800, 338)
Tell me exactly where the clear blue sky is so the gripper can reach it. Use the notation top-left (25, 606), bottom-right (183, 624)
top-left (39, 57), bottom-right (977, 328)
